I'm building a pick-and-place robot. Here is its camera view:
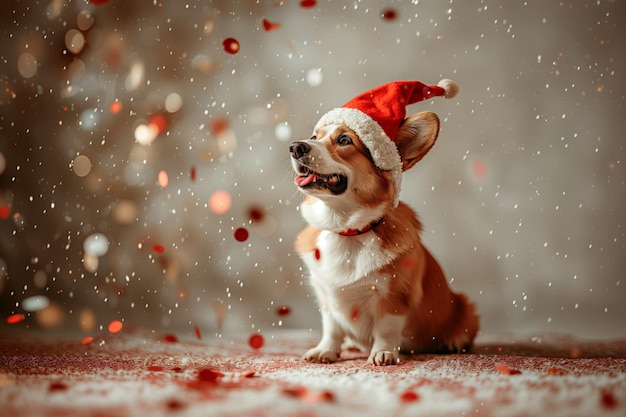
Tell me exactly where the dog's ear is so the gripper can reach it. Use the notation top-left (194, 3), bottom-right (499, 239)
top-left (395, 111), bottom-right (440, 171)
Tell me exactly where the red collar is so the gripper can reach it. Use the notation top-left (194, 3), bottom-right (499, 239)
top-left (339, 218), bottom-right (383, 236)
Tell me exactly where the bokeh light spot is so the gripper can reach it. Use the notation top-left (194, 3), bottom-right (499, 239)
top-left (17, 52), bottom-right (38, 78)
top-left (22, 295), bottom-right (50, 312)
top-left (158, 170), bottom-right (168, 188)
top-left (72, 154), bottom-right (92, 177)
top-left (209, 190), bottom-right (232, 214)
top-left (83, 233), bottom-right (109, 256)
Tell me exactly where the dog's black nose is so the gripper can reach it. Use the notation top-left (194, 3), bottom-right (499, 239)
top-left (289, 141), bottom-right (311, 159)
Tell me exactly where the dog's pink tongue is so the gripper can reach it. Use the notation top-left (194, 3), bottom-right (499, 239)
top-left (295, 173), bottom-right (316, 187)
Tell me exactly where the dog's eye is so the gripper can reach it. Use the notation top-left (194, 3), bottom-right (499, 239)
top-left (337, 134), bottom-right (353, 146)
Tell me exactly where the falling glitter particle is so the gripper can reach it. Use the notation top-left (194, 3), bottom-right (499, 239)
top-left (248, 333), bottom-right (264, 349)
top-left (190, 166), bottom-right (197, 182)
top-left (276, 306), bottom-right (291, 316)
top-left (152, 244), bottom-right (165, 254)
top-left (262, 19), bottom-right (281, 31)
top-left (234, 227), bottom-right (249, 242)
top-left (300, 0), bottom-right (317, 8)
top-left (381, 8), bottom-right (398, 21)
top-left (7, 314), bottom-right (25, 324)
top-left (108, 320), bottom-right (123, 333)
top-left (314, 248), bottom-right (321, 260)
top-left (222, 38), bottom-right (240, 55)
top-left (194, 325), bottom-right (202, 340)
top-left (209, 190), bottom-right (232, 214)
top-left (88, 0), bottom-right (109, 4)
top-left (158, 170), bottom-right (168, 188)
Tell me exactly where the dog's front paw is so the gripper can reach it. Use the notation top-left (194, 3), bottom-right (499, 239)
top-left (302, 347), bottom-right (339, 364)
top-left (368, 350), bottom-right (400, 366)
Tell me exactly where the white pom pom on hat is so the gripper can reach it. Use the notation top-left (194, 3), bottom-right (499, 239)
top-left (314, 79), bottom-right (459, 207)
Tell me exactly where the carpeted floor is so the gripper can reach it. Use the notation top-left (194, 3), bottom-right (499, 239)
top-left (1, 327), bottom-right (624, 417)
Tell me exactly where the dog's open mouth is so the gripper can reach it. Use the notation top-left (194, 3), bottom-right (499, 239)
top-left (294, 167), bottom-right (348, 194)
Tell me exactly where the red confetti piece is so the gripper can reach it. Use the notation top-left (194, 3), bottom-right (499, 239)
top-left (190, 166), bottom-right (197, 182)
top-left (276, 306), bottom-right (291, 316)
top-left (210, 116), bottom-right (229, 136)
top-left (248, 206), bottom-right (265, 222)
top-left (234, 227), bottom-right (249, 242)
top-left (282, 386), bottom-right (308, 398)
top-left (242, 371), bottom-right (256, 378)
top-left (0, 205), bottom-right (10, 220)
top-left (6, 313), bottom-right (25, 324)
top-left (262, 19), bottom-right (281, 31)
top-left (496, 363), bottom-right (522, 375)
top-left (147, 365), bottom-right (163, 372)
top-left (152, 244), bottom-right (165, 254)
top-left (400, 390), bottom-right (420, 402)
top-left (194, 325), bottom-right (202, 340)
top-left (48, 381), bottom-right (68, 392)
top-left (81, 336), bottom-right (94, 345)
top-left (248, 333), bottom-right (264, 349)
top-left (300, 0), bottom-right (317, 8)
top-left (601, 389), bottom-right (618, 409)
top-left (473, 159), bottom-right (487, 179)
top-left (351, 307), bottom-right (359, 321)
top-left (166, 399), bottom-right (185, 410)
top-left (109, 101), bottom-right (122, 114)
top-left (381, 8), bottom-right (398, 21)
top-left (546, 367), bottom-right (566, 375)
top-left (88, 0), bottom-right (109, 5)
top-left (197, 368), bottom-right (224, 383)
top-left (314, 248), bottom-right (321, 260)
top-left (163, 334), bottom-right (178, 343)
top-left (222, 37), bottom-right (240, 55)
top-left (108, 320), bottom-right (123, 334)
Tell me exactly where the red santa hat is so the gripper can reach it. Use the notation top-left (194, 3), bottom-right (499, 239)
top-left (314, 79), bottom-right (458, 207)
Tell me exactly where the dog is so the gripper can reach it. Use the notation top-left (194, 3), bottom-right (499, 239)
top-left (289, 89), bottom-right (479, 365)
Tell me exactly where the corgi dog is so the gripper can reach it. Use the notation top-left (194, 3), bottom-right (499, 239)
top-left (289, 107), bottom-right (479, 366)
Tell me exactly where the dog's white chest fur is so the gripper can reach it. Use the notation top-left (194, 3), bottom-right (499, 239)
top-left (304, 230), bottom-right (391, 286)
top-left (300, 231), bottom-right (399, 348)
